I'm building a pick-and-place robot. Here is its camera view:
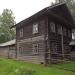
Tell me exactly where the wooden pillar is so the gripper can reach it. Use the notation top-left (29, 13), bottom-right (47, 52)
top-left (46, 17), bottom-right (51, 64)
top-left (8, 45), bottom-right (10, 58)
top-left (44, 17), bottom-right (51, 65)
top-left (61, 27), bottom-right (64, 59)
top-left (15, 44), bottom-right (17, 58)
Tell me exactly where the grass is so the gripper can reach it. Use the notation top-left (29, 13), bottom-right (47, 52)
top-left (0, 58), bottom-right (75, 75)
top-left (52, 61), bottom-right (75, 71)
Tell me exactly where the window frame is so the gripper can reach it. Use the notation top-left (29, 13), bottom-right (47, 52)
top-left (19, 46), bottom-right (23, 55)
top-left (32, 43), bottom-right (39, 54)
top-left (50, 22), bottom-right (55, 32)
top-left (19, 28), bottom-right (23, 38)
top-left (33, 23), bottom-right (38, 34)
top-left (63, 27), bottom-right (67, 36)
top-left (57, 25), bottom-right (62, 34)
top-left (68, 29), bottom-right (71, 38)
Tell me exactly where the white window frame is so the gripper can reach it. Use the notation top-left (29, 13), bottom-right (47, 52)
top-left (33, 23), bottom-right (38, 34)
top-left (19, 28), bottom-right (23, 37)
top-left (33, 44), bottom-right (38, 54)
top-left (50, 22), bottom-right (55, 32)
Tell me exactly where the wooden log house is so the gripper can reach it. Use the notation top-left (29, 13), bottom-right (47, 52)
top-left (15, 3), bottom-right (75, 64)
top-left (0, 39), bottom-right (16, 58)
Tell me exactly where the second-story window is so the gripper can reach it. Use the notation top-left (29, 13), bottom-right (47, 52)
top-left (63, 27), bottom-right (67, 36)
top-left (19, 28), bottom-right (23, 38)
top-left (50, 22), bottom-right (55, 32)
top-left (33, 23), bottom-right (38, 34)
top-left (57, 25), bottom-right (62, 34)
top-left (68, 29), bottom-right (71, 38)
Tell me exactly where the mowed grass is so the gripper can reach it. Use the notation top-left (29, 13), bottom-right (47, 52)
top-left (0, 58), bottom-right (75, 75)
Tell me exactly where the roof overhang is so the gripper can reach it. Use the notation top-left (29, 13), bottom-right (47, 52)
top-left (12, 2), bottom-right (75, 28)
top-left (0, 39), bottom-right (16, 47)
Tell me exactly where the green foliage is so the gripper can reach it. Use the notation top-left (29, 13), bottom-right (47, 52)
top-left (0, 9), bottom-right (16, 43)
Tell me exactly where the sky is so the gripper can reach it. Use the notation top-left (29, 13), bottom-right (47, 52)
top-left (0, 0), bottom-right (55, 23)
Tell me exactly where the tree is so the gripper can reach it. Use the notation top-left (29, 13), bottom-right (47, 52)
top-left (0, 9), bottom-right (16, 43)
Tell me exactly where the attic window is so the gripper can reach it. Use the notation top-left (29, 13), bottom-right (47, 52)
top-left (50, 22), bottom-right (55, 32)
top-left (33, 23), bottom-right (38, 34)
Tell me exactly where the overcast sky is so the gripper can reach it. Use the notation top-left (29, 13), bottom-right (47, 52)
top-left (0, 0), bottom-right (55, 23)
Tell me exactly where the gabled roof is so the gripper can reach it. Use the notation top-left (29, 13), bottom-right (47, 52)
top-left (13, 2), bottom-right (75, 28)
top-left (0, 39), bottom-right (16, 47)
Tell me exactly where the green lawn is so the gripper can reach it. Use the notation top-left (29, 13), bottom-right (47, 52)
top-left (0, 58), bottom-right (75, 75)
top-left (52, 61), bottom-right (75, 71)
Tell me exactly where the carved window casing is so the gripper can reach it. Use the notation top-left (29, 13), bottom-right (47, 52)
top-left (33, 23), bottom-right (38, 34)
top-left (19, 28), bottom-right (23, 38)
top-left (33, 44), bottom-right (38, 54)
top-left (50, 22), bottom-right (55, 32)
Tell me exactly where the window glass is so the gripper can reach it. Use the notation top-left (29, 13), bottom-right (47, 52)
top-left (33, 44), bottom-right (38, 54)
top-left (63, 27), bottom-right (67, 36)
top-left (57, 25), bottom-right (62, 34)
top-left (33, 23), bottom-right (38, 34)
top-left (68, 30), bottom-right (71, 38)
top-left (19, 47), bottom-right (23, 55)
top-left (19, 28), bottom-right (23, 37)
top-left (50, 22), bottom-right (55, 32)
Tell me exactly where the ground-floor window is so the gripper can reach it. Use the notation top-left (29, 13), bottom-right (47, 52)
top-left (33, 44), bottom-right (38, 54)
top-left (19, 47), bottom-right (23, 55)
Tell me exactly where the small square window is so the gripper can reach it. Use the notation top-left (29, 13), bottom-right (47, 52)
top-left (33, 23), bottom-right (38, 34)
top-left (33, 44), bottom-right (38, 54)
